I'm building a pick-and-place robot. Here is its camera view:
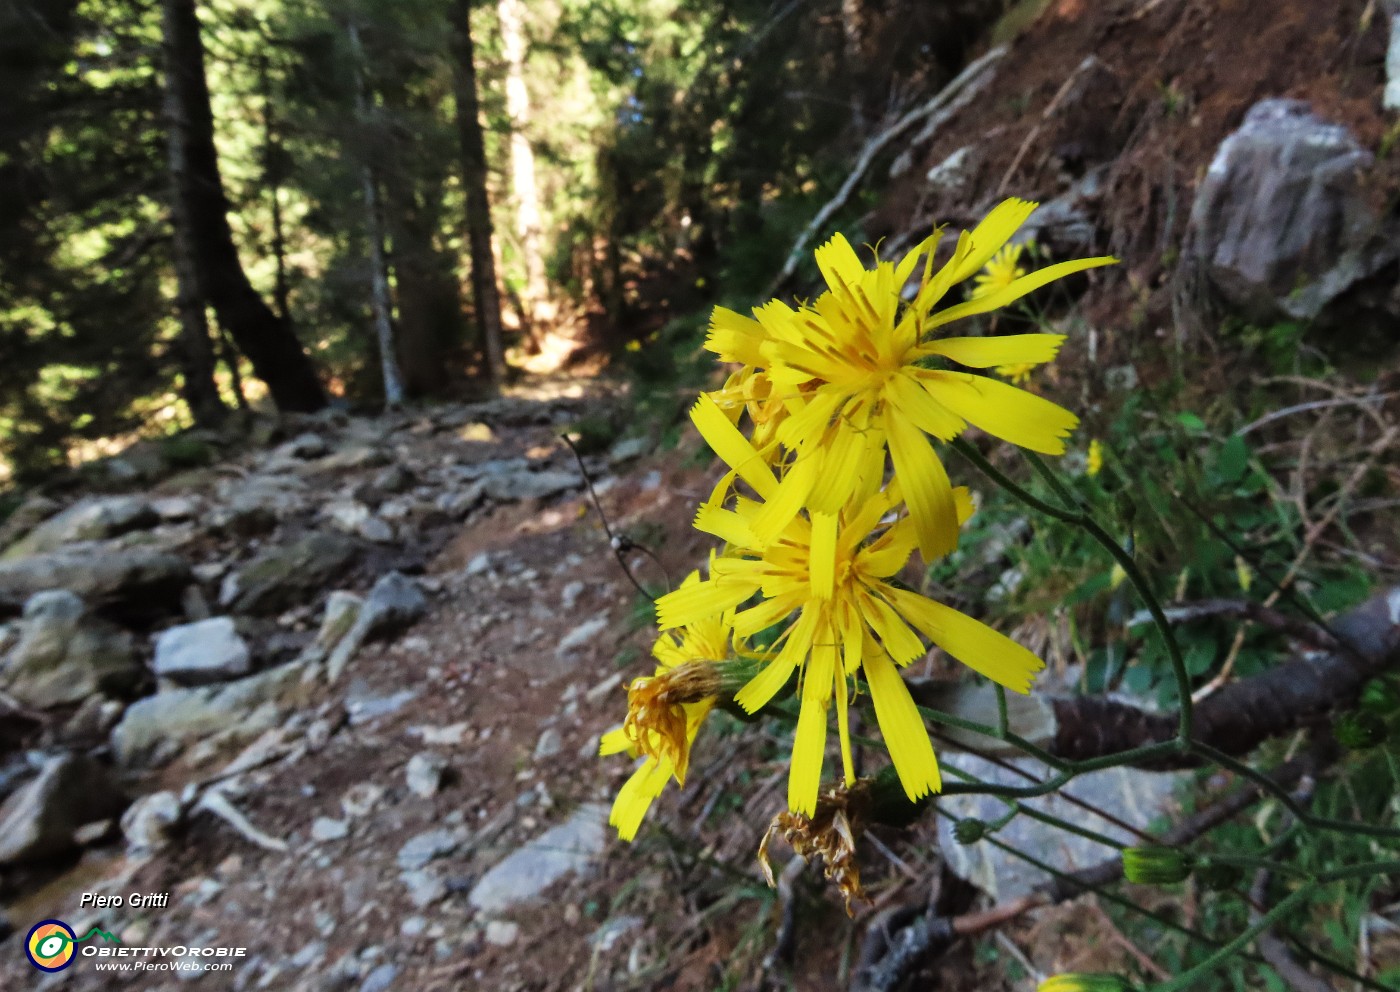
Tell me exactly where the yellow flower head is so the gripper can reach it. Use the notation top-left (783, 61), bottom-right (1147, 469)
top-left (703, 199), bottom-right (1116, 561)
top-left (995, 361), bottom-right (1035, 385)
top-left (600, 573), bottom-right (730, 840)
top-left (1086, 439), bottom-right (1104, 477)
top-left (970, 243), bottom-right (1027, 300)
top-left (656, 444), bottom-right (1045, 816)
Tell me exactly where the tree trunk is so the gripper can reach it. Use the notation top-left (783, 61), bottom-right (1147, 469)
top-left (161, 0), bottom-right (325, 412)
top-left (348, 22), bottom-right (405, 410)
top-left (162, 16), bottom-right (224, 428)
top-left (258, 52), bottom-right (292, 324)
top-left (498, 0), bottom-right (546, 319)
top-left (449, 0), bottom-right (507, 386)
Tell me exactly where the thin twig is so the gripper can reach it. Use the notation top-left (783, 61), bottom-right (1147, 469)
top-left (561, 433), bottom-right (665, 601)
top-left (1238, 394), bottom-right (1393, 436)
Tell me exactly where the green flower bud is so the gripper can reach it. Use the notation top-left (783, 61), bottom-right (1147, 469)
top-left (1195, 861), bottom-right (1243, 891)
top-left (1335, 711), bottom-right (1388, 750)
top-left (1039, 974), bottom-right (1137, 992)
top-left (953, 818), bottom-right (986, 845)
top-left (1122, 846), bottom-right (1191, 885)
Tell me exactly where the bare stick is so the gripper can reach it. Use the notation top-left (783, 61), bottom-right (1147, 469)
top-left (769, 46), bottom-right (1006, 292)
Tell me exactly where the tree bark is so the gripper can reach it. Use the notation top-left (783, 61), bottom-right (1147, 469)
top-left (450, 0), bottom-right (507, 386)
top-left (498, 0), bottom-right (546, 319)
top-left (348, 22), bottom-right (404, 410)
top-left (161, 0), bottom-right (325, 412)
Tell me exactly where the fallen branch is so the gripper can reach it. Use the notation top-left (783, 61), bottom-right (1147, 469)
top-left (769, 46), bottom-right (1006, 293)
top-left (909, 586), bottom-right (1400, 767)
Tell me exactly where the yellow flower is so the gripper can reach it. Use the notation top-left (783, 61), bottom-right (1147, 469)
top-left (600, 573), bottom-right (731, 840)
top-left (703, 199), bottom-right (1115, 560)
top-left (1086, 439), bottom-right (1103, 477)
top-left (1039, 976), bottom-right (1136, 992)
top-left (995, 361), bottom-right (1034, 385)
top-left (1109, 562), bottom-right (1126, 591)
top-left (970, 243), bottom-right (1027, 300)
top-left (655, 452), bottom-right (1045, 816)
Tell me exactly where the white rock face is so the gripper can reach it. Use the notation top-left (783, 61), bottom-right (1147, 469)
top-left (1386, 15), bottom-right (1400, 111)
top-left (153, 617), bottom-right (251, 685)
top-left (468, 804), bottom-right (608, 913)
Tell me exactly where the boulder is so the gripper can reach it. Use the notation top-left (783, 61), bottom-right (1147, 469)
top-left (1184, 99), bottom-right (1398, 324)
top-left (0, 753), bottom-right (128, 865)
top-left (221, 532), bottom-right (361, 616)
top-left (111, 661), bottom-right (312, 768)
top-left (152, 617), bottom-right (252, 685)
top-left (2, 496), bottom-right (158, 560)
top-left (326, 573), bottom-right (428, 681)
top-left (468, 804), bottom-right (609, 912)
top-left (0, 547), bottom-right (191, 621)
top-left (482, 469), bottom-right (582, 503)
top-left (0, 591), bottom-right (142, 708)
top-left (0, 495), bottom-right (61, 551)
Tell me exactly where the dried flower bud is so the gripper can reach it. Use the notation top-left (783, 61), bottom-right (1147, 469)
top-left (1122, 846), bottom-right (1191, 885)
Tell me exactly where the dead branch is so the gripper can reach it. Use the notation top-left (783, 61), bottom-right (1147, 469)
top-left (769, 46), bottom-right (1006, 293)
top-left (910, 586), bottom-right (1400, 767)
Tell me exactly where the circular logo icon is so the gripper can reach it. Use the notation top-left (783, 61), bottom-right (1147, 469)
top-left (25, 919), bottom-right (77, 972)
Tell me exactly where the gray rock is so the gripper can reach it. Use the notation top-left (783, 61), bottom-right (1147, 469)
top-left (0, 495), bottom-right (61, 550)
top-left (311, 817), bottom-right (350, 842)
top-left (322, 501), bottom-right (371, 535)
top-left (484, 920), bottom-right (519, 947)
top-left (1, 591), bottom-right (141, 708)
top-left (0, 547), bottom-right (191, 620)
top-left (435, 483), bottom-right (486, 519)
top-left (556, 615), bottom-right (609, 660)
top-left (121, 790), bottom-right (185, 856)
top-left (111, 661), bottom-right (312, 768)
top-left (396, 827), bottom-right (467, 871)
top-left (0, 753), bottom-right (128, 865)
top-left (152, 496), bottom-right (200, 522)
top-left (1013, 165), bottom-right (1107, 255)
top-left (1185, 99), bottom-right (1398, 323)
top-left (468, 803), bottom-right (609, 912)
top-left (936, 753), bottom-right (1190, 900)
top-left (345, 688), bottom-right (418, 725)
top-left (923, 145), bottom-right (977, 194)
top-left (279, 432), bottom-right (328, 460)
top-left (327, 573), bottom-right (427, 681)
top-left (400, 869), bottom-right (448, 909)
top-left (358, 517), bottom-right (394, 544)
top-left (608, 436), bottom-right (651, 465)
top-left (482, 470), bottom-right (582, 503)
top-left (3, 496), bottom-right (157, 560)
top-left (358, 963), bottom-right (397, 992)
top-left (372, 464), bottom-right (416, 494)
top-left (153, 617), bottom-right (251, 685)
top-left (222, 532), bottom-right (361, 616)
top-left (533, 727), bottom-right (562, 761)
top-left (405, 753), bottom-right (448, 798)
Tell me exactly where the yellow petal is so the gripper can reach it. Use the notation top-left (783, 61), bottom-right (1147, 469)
top-left (862, 590), bottom-right (926, 665)
top-left (918, 371), bottom-right (1078, 454)
top-left (610, 757), bottom-right (672, 841)
top-left (814, 232), bottom-right (867, 295)
top-left (748, 455), bottom-right (819, 547)
top-left (656, 576), bottom-right (754, 630)
top-left (690, 394), bottom-right (779, 499)
top-left (599, 726), bottom-right (634, 757)
top-left (887, 588), bottom-right (1045, 693)
top-left (788, 634), bottom-right (835, 815)
top-left (809, 511), bottom-right (838, 599)
top-left (885, 411), bottom-right (959, 559)
top-left (693, 504), bottom-right (756, 547)
top-left (887, 370), bottom-right (966, 441)
top-left (706, 306), bottom-right (767, 366)
top-left (735, 606), bottom-right (818, 712)
top-left (920, 333), bottom-right (1066, 369)
top-left (926, 256), bottom-right (1118, 330)
top-left (946, 198), bottom-right (1039, 284)
top-left (832, 645), bottom-right (855, 785)
top-left (864, 648), bottom-right (941, 801)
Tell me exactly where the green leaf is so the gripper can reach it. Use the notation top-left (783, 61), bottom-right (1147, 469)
top-left (1216, 434), bottom-right (1249, 485)
top-left (1176, 411), bottom-right (1206, 431)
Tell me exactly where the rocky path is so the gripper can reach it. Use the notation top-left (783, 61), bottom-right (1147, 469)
top-left (0, 380), bottom-right (737, 991)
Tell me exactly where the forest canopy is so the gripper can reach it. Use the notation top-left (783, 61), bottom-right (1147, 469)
top-left (0, 0), bottom-right (992, 483)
